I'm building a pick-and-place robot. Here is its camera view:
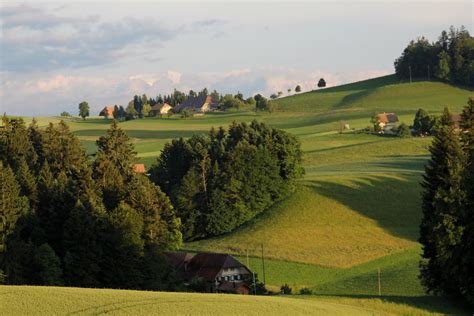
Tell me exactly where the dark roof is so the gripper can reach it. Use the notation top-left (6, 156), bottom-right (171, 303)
top-left (187, 253), bottom-right (247, 282)
top-left (165, 252), bottom-right (250, 282)
top-left (174, 95), bottom-right (213, 112)
top-left (165, 252), bottom-right (193, 270)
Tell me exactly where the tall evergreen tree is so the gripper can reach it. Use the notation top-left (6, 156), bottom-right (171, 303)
top-left (100, 202), bottom-right (144, 289)
top-left (15, 158), bottom-right (38, 210)
top-left (459, 97), bottom-right (474, 304)
top-left (63, 196), bottom-right (105, 288)
top-left (0, 162), bottom-right (29, 253)
top-left (0, 118), bottom-right (38, 171)
top-left (33, 243), bottom-right (63, 285)
top-left (93, 121), bottom-right (136, 210)
top-left (419, 108), bottom-right (466, 296)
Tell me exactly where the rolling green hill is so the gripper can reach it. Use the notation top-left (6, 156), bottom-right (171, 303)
top-left (16, 76), bottom-right (473, 314)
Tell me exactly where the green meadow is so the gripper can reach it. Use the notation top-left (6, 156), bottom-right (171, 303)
top-left (16, 75), bottom-right (473, 314)
top-left (0, 286), bottom-right (468, 315)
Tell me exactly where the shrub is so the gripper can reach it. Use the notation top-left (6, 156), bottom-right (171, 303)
top-left (396, 123), bottom-right (411, 137)
top-left (299, 287), bottom-right (312, 295)
top-left (181, 109), bottom-right (193, 118)
top-left (280, 284), bottom-right (292, 294)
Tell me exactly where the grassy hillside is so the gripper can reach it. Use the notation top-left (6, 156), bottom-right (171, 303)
top-left (0, 286), bottom-right (468, 315)
top-left (16, 76), bottom-right (473, 313)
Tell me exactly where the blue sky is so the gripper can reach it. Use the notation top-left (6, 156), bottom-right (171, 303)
top-left (0, 0), bottom-right (472, 116)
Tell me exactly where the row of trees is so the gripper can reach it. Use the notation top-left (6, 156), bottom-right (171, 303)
top-left (0, 118), bottom-right (182, 289)
top-left (419, 98), bottom-right (474, 305)
top-left (395, 26), bottom-right (474, 86)
top-left (149, 120), bottom-right (304, 240)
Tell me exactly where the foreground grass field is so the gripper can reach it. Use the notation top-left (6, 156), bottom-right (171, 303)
top-left (18, 75), bottom-right (473, 313)
top-left (1, 286), bottom-right (469, 315)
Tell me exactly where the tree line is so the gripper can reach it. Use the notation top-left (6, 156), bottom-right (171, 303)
top-left (98, 89), bottom-right (277, 121)
top-left (419, 97), bottom-right (474, 305)
top-left (395, 26), bottom-right (474, 86)
top-left (0, 117), bottom-right (182, 290)
top-left (149, 120), bottom-right (304, 240)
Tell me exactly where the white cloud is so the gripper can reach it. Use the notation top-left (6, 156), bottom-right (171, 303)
top-left (167, 70), bottom-right (182, 85)
top-left (0, 67), bottom-right (392, 116)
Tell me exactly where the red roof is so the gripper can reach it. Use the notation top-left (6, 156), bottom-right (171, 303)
top-left (376, 112), bottom-right (399, 124)
top-left (133, 164), bottom-right (146, 173)
top-left (100, 106), bottom-right (115, 118)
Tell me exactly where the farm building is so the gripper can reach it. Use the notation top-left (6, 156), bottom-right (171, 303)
top-left (173, 95), bottom-right (216, 113)
top-left (376, 112), bottom-right (399, 133)
top-left (99, 106), bottom-right (115, 119)
top-left (165, 252), bottom-right (252, 295)
top-left (151, 103), bottom-right (172, 115)
top-left (132, 164), bottom-right (146, 173)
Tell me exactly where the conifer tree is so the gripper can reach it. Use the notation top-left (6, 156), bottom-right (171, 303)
top-left (459, 97), bottom-right (474, 304)
top-left (419, 108), bottom-right (466, 296)
top-left (94, 121), bottom-right (136, 210)
top-left (0, 162), bottom-right (29, 253)
top-left (27, 119), bottom-right (44, 170)
top-left (100, 202), bottom-right (144, 289)
top-left (127, 176), bottom-right (182, 250)
top-left (15, 158), bottom-right (38, 210)
top-left (0, 118), bottom-right (37, 171)
top-left (33, 243), bottom-right (63, 285)
top-left (63, 197), bottom-right (105, 287)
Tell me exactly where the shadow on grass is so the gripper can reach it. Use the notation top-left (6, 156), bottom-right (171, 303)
top-left (368, 155), bottom-right (429, 173)
top-left (314, 294), bottom-right (471, 315)
top-left (306, 173), bottom-right (422, 242)
top-left (74, 129), bottom-right (204, 139)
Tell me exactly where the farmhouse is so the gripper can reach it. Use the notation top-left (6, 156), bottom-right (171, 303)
top-left (173, 95), bottom-right (215, 113)
top-left (99, 106), bottom-right (115, 119)
top-left (132, 164), bottom-right (146, 173)
top-left (376, 112), bottom-right (399, 133)
top-left (165, 252), bottom-right (252, 295)
top-left (151, 103), bottom-right (172, 115)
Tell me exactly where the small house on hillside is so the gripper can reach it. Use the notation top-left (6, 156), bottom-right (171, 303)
top-left (99, 106), bottom-right (115, 119)
top-left (376, 112), bottom-right (399, 133)
top-left (151, 103), bottom-right (172, 115)
top-left (173, 95), bottom-right (215, 113)
top-left (132, 164), bottom-right (146, 173)
top-left (165, 252), bottom-right (252, 295)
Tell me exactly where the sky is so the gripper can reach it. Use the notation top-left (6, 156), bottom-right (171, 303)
top-left (0, 1), bottom-right (472, 116)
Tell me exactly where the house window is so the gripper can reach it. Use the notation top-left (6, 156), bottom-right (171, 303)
top-left (237, 275), bottom-right (241, 280)
top-left (225, 276), bottom-right (228, 281)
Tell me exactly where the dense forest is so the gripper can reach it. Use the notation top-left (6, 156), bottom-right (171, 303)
top-left (149, 120), bottom-right (304, 240)
top-left (0, 117), bottom-right (302, 289)
top-left (395, 26), bottom-right (474, 86)
top-left (0, 118), bottom-right (182, 289)
top-left (419, 98), bottom-right (474, 305)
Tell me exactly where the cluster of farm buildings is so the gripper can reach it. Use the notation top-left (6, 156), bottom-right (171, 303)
top-left (99, 95), bottom-right (216, 118)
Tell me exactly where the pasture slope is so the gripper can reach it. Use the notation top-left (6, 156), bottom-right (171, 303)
top-left (19, 75), bottom-right (473, 314)
top-left (0, 286), bottom-right (468, 315)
